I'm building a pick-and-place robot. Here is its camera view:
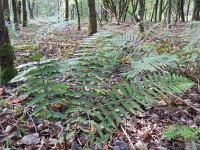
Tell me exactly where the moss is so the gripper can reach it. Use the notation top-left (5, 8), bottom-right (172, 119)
top-left (1, 67), bottom-right (17, 85)
top-left (138, 22), bottom-right (144, 33)
top-left (0, 44), bottom-right (15, 59)
top-left (0, 44), bottom-right (17, 85)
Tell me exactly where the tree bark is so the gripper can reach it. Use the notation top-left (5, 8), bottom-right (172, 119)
top-left (192, 0), bottom-right (200, 21)
top-left (87, 0), bottom-right (97, 36)
top-left (154, 0), bottom-right (159, 22)
top-left (180, 0), bottom-right (185, 22)
top-left (75, 0), bottom-right (81, 31)
top-left (186, 0), bottom-right (191, 21)
top-left (22, 0), bottom-right (28, 27)
top-left (17, 0), bottom-right (22, 24)
top-left (0, 0), bottom-right (17, 85)
top-left (65, 0), bottom-right (69, 21)
top-left (70, 3), bottom-right (75, 20)
top-left (138, 0), bottom-right (145, 21)
top-left (138, 0), bottom-right (145, 33)
top-left (12, 0), bottom-right (19, 30)
top-left (159, 0), bottom-right (163, 22)
top-left (27, 0), bottom-right (35, 19)
top-left (167, 0), bottom-right (172, 28)
top-left (3, 0), bottom-right (11, 23)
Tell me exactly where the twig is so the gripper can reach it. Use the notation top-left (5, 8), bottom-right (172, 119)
top-left (120, 125), bottom-right (135, 150)
top-left (176, 98), bottom-right (200, 113)
top-left (26, 110), bottom-right (38, 133)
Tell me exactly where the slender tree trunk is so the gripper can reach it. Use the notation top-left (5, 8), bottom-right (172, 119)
top-left (12, 0), bottom-right (19, 30)
top-left (117, 0), bottom-right (122, 25)
top-left (192, 0), bottom-right (200, 21)
top-left (17, 1), bottom-right (22, 24)
top-left (167, 0), bottom-right (172, 28)
top-left (150, 6), bottom-right (155, 22)
top-left (154, 0), bottom-right (159, 22)
top-left (138, 0), bottom-right (145, 21)
top-left (180, 0), bottom-right (185, 22)
top-left (186, 0), bottom-right (191, 21)
top-left (65, 0), bottom-right (69, 21)
top-left (0, 0), bottom-right (17, 85)
top-left (123, 1), bottom-right (130, 22)
top-left (35, 4), bottom-right (39, 17)
top-left (130, 0), bottom-right (140, 22)
top-left (138, 0), bottom-right (145, 33)
top-left (75, 0), bottom-right (81, 31)
top-left (80, 0), bottom-right (83, 19)
top-left (27, 0), bottom-right (35, 19)
top-left (70, 3), bottom-right (75, 20)
top-left (159, 0), bottom-right (163, 22)
top-left (175, 0), bottom-right (180, 23)
top-left (56, 0), bottom-right (61, 22)
top-left (87, 0), bottom-right (97, 36)
top-left (22, 0), bottom-right (27, 27)
top-left (3, 0), bottom-right (11, 23)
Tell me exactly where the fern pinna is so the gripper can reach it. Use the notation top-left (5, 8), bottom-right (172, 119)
top-left (11, 31), bottom-right (195, 147)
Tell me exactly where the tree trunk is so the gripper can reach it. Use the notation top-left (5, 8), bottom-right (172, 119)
top-left (17, 0), bottom-right (22, 24)
top-left (138, 0), bottom-right (145, 21)
top-left (0, 0), bottom-right (17, 85)
top-left (167, 0), bottom-right (172, 28)
top-left (154, 0), bottom-right (159, 22)
top-left (186, 0), bottom-right (191, 21)
top-left (64, 0), bottom-right (69, 21)
top-left (130, 0), bottom-right (140, 22)
top-left (3, 0), bottom-right (11, 23)
top-left (27, 0), bottom-right (35, 19)
top-left (12, 0), bottom-right (19, 30)
top-left (159, 0), bottom-right (163, 22)
top-left (192, 0), bottom-right (200, 21)
top-left (180, 0), bottom-right (185, 22)
top-left (138, 0), bottom-right (145, 33)
top-left (87, 0), bottom-right (97, 36)
top-left (22, 0), bottom-right (28, 27)
top-left (75, 0), bottom-right (81, 31)
top-left (70, 3), bottom-right (75, 20)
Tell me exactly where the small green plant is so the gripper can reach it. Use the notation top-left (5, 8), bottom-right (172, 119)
top-left (163, 125), bottom-right (200, 141)
top-left (19, 45), bottom-right (39, 51)
top-left (29, 53), bottom-right (44, 61)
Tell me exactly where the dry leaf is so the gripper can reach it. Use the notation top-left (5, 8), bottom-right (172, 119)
top-left (173, 97), bottom-right (184, 105)
top-left (12, 96), bottom-right (27, 103)
top-left (0, 88), bottom-right (4, 96)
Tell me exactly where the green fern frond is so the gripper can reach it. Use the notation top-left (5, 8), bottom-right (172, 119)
top-left (126, 54), bottom-right (178, 78)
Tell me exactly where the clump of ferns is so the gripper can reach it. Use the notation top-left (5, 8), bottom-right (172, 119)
top-left (10, 31), bottom-right (197, 147)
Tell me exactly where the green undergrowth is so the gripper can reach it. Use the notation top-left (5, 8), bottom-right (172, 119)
top-left (10, 26), bottom-right (199, 148)
top-left (163, 125), bottom-right (200, 141)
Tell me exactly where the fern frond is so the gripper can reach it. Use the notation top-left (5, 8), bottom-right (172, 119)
top-left (126, 54), bottom-right (178, 78)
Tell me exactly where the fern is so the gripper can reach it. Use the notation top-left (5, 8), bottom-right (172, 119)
top-left (10, 58), bottom-right (69, 117)
top-left (125, 54), bottom-right (178, 78)
top-left (11, 31), bottom-right (196, 147)
top-left (64, 72), bottom-right (195, 145)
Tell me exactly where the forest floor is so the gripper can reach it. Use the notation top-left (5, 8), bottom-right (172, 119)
top-left (0, 20), bottom-right (199, 150)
